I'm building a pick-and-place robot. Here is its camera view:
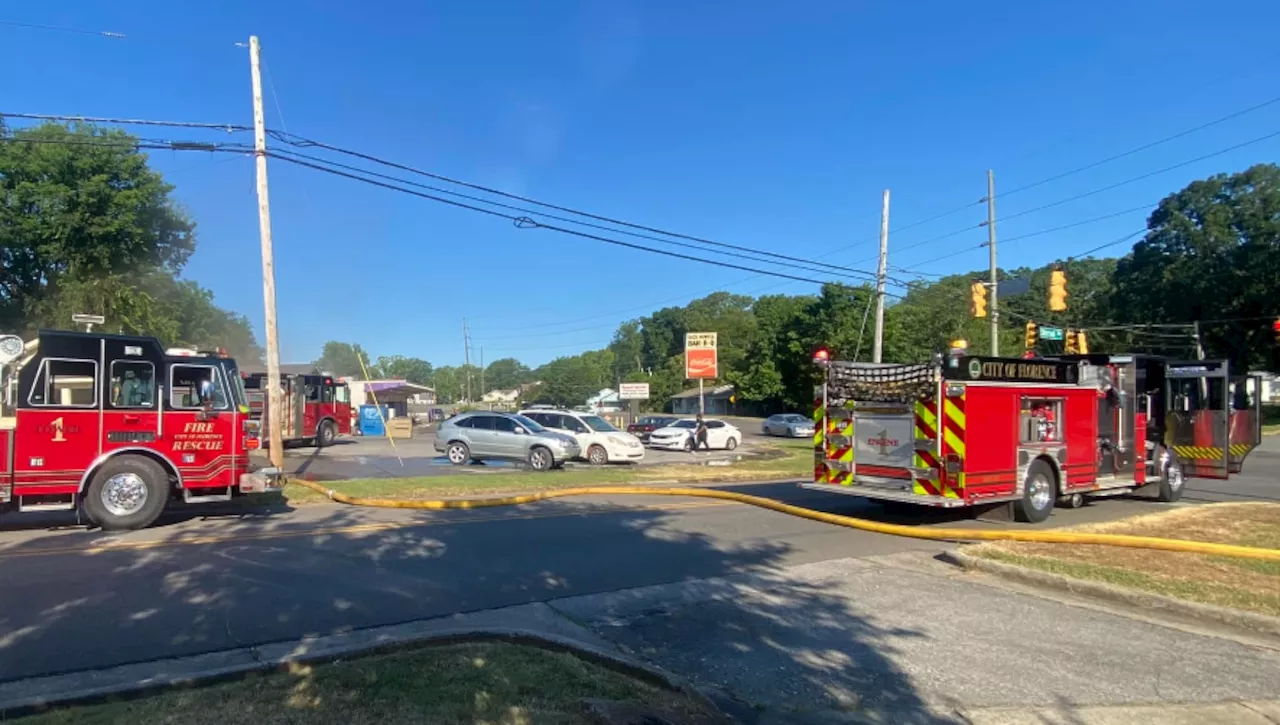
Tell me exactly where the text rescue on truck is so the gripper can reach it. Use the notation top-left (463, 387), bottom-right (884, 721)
top-left (808, 347), bottom-right (1262, 523)
top-left (0, 329), bottom-right (282, 531)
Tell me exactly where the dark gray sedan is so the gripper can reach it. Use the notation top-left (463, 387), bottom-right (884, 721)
top-left (761, 413), bottom-right (815, 438)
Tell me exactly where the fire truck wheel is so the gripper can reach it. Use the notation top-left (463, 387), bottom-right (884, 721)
top-left (1015, 459), bottom-right (1057, 524)
top-left (446, 442), bottom-right (471, 465)
top-left (1157, 448), bottom-right (1185, 503)
top-left (587, 445), bottom-right (609, 465)
top-left (316, 420), bottom-right (337, 448)
top-left (84, 456), bottom-right (169, 531)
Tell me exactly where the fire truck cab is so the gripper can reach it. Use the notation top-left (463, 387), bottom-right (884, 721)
top-left (243, 373), bottom-right (351, 447)
top-left (808, 352), bottom-right (1262, 523)
top-left (0, 329), bottom-right (281, 531)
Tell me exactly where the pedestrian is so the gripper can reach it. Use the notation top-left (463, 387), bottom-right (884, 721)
top-left (694, 414), bottom-right (710, 452)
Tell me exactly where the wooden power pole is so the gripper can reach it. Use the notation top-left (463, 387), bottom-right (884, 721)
top-left (872, 189), bottom-right (890, 363)
top-left (249, 35), bottom-right (284, 470)
top-left (984, 170), bottom-right (999, 357)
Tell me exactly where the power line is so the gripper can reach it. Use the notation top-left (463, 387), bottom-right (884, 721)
top-left (0, 18), bottom-right (126, 38)
top-left (269, 147), bottom-right (906, 286)
top-left (999, 94), bottom-right (1280, 199)
top-left (0, 111), bottom-right (250, 132)
top-left (268, 151), bottom-right (847, 288)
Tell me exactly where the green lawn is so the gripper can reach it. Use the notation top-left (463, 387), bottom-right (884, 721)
top-left (18, 642), bottom-right (721, 725)
top-left (281, 439), bottom-right (812, 505)
top-left (969, 503), bottom-right (1280, 617)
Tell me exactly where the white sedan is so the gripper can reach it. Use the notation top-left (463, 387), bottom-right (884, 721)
top-left (648, 418), bottom-right (741, 451)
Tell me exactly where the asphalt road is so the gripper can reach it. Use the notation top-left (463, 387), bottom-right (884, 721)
top-left (280, 417), bottom-right (788, 480)
top-left (0, 435), bottom-right (1275, 685)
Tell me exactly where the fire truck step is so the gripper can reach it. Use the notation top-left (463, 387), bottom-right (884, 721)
top-left (183, 487), bottom-right (233, 503)
top-left (17, 494), bottom-right (76, 512)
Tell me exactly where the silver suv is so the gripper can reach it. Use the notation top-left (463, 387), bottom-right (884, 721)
top-left (434, 412), bottom-right (581, 470)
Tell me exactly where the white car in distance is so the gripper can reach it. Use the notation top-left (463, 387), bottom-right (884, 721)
top-left (647, 418), bottom-right (741, 452)
top-left (518, 408), bottom-right (645, 465)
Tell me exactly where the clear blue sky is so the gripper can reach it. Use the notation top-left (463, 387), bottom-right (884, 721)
top-left (3, 1), bottom-right (1278, 367)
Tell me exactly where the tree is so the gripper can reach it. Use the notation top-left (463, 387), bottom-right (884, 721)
top-left (0, 122), bottom-right (196, 331)
top-left (1112, 164), bottom-right (1280, 370)
top-left (432, 366), bottom-right (463, 403)
top-left (483, 357), bottom-right (530, 392)
top-left (315, 341), bottom-right (373, 378)
top-left (374, 355), bottom-right (433, 385)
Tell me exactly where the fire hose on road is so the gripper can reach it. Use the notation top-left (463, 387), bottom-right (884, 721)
top-left (289, 478), bottom-right (1280, 562)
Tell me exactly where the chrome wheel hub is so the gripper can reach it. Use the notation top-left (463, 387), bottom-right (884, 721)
top-left (1168, 462), bottom-right (1184, 490)
top-left (101, 473), bottom-right (148, 517)
top-left (448, 446), bottom-right (466, 463)
top-left (1028, 474), bottom-right (1053, 511)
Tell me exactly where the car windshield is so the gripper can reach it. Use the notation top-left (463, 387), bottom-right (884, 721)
top-left (511, 414), bottom-right (546, 433)
top-left (786, 415), bottom-right (807, 423)
top-left (672, 419), bottom-right (698, 429)
top-left (583, 415), bottom-right (617, 432)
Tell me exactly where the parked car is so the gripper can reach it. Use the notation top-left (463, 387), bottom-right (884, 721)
top-left (648, 418), bottom-right (742, 452)
top-left (627, 415), bottom-right (678, 443)
top-left (434, 412), bottom-right (580, 470)
top-left (762, 413), bottom-right (815, 438)
top-left (519, 408), bottom-right (645, 464)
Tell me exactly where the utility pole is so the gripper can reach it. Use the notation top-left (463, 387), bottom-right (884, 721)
top-left (872, 189), bottom-right (890, 363)
top-left (462, 318), bottom-right (472, 403)
top-left (984, 170), bottom-right (999, 357)
top-left (249, 35), bottom-right (284, 470)
top-left (479, 346), bottom-right (485, 400)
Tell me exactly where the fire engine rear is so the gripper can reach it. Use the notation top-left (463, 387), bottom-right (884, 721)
top-left (243, 373), bottom-right (351, 447)
top-left (0, 329), bottom-right (282, 530)
top-left (808, 351), bottom-right (1262, 523)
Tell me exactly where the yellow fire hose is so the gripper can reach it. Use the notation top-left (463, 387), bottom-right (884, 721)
top-left (289, 478), bottom-right (1280, 562)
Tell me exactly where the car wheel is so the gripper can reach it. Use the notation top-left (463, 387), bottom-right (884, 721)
top-left (1014, 459), bottom-right (1056, 524)
top-left (83, 455), bottom-right (169, 531)
top-left (446, 442), bottom-right (470, 465)
top-left (725, 437), bottom-right (738, 451)
top-left (316, 420), bottom-right (336, 448)
top-left (1157, 447), bottom-right (1184, 503)
top-left (587, 445), bottom-right (608, 465)
top-left (528, 446), bottom-right (553, 471)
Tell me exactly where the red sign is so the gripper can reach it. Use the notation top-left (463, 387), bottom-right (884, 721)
top-left (686, 348), bottom-right (718, 379)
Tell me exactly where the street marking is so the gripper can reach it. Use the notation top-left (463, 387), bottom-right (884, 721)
top-left (0, 500), bottom-right (736, 560)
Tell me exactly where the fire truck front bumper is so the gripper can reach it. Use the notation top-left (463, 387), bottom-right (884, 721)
top-left (239, 467), bottom-right (285, 494)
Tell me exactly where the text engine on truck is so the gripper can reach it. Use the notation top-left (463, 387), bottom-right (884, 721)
top-left (0, 329), bottom-right (281, 530)
top-left (809, 351), bottom-right (1262, 523)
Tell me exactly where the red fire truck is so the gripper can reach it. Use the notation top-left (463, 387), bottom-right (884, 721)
top-left (808, 351), bottom-right (1262, 523)
top-left (243, 373), bottom-right (351, 447)
top-left (0, 329), bottom-right (281, 531)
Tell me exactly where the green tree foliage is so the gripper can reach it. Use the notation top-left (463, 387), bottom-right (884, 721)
top-left (315, 341), bottom-right (373, 378)
top-left (0, 122), bottom-right (260, 358)
top-left (1112, 163), bottom-right (1280, 369)
top-left (483, 357), bottom-right (531, 392)
top-left (374, 355), bottom-right (434, 385)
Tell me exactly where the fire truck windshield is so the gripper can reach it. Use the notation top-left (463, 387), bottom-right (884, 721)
top-left (224, 363), bottom-right (248, 407)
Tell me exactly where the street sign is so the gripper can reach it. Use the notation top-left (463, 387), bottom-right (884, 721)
top-left (618, 382), bottom-right (650, 400)
top-left (997, 276), bottom-right (1031, 298)
top-left (1039, 326), bottom-right (1064, 341)
top-left (685, 332), bottom-right (718, 379)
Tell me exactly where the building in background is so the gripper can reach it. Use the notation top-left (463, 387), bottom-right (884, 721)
top-left (345, 379), bottom-right (436, 419)
top-left (670, 384), bottom-right (736, 415)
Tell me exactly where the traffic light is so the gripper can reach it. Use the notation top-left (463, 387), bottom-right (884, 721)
top-left (1273, 319), bottom-right (1280, 344)
top-left (1024, 321), bottom-right (1038, 349)
top-left (970, 281), bottom-right (988, 318)
top-left (1064, 329), bottom-right (1078, 354)
top-left (1076, 330), bottom-right (1089, 354)
top-left (1048, 269), bottom-right (1067, 312)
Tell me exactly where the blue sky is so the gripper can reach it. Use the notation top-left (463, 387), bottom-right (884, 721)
top-left (3, 1), bottom-right (1278, 367)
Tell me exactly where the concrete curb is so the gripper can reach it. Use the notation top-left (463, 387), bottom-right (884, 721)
top-left (946, 549), bottom-right (1280, 638)
top-left (0, 605), bottom-right (731, 722)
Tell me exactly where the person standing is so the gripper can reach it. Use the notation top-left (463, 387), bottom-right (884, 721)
top-left (694, 414), bottom-right (710, 452)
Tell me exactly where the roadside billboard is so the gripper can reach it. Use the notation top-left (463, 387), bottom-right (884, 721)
top-left (685, 332), bottom-right (718, 379)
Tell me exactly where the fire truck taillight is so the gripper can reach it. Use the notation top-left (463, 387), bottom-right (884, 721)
top-left (944, 453), bottom-right (962, 474)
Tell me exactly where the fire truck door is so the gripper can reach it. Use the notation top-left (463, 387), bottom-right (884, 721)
top-left (1227, 375), bottom-right (1262, 473)
top-left (1164, 361), bottom-right (1231, 479)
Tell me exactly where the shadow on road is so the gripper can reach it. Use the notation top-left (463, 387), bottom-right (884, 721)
top-left (0, 499), bottom-right (948, 723)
